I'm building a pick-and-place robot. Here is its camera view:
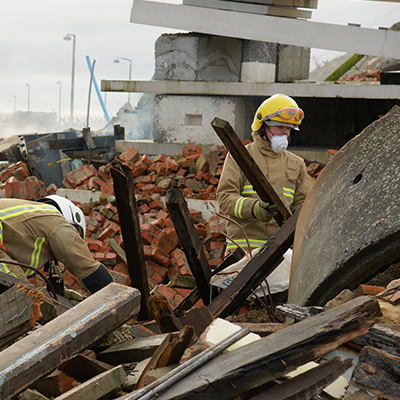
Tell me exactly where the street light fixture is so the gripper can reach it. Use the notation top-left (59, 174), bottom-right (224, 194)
top-left (56, 81), bottom-right (62, 117)
top-left (25, 83), bottom-right (30, 112)
top-left (64, 33), bottom-right (76, 123)
top-left (114, 57), bottom-right (132, 103)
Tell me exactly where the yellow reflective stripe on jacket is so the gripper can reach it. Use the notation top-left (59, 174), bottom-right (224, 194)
top-left (0, 203), bottom-right (59, 220)
top-left (226, 239), bottom-right (267, 250)
top-left (240, 185), bottom-right (257, 196)
top-left (0, 262), bottom-right (18, 278)
top-left (283, 187), bottom-right (295, 199)
top-left (25, 237), bottom-right (45, 276)
top-left (234, 197), bottom-right (246, 219)
top-left (0, 220), bottom-right (3, 244)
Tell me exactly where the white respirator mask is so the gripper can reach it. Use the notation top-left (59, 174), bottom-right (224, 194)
top-left (270, 135), bottom-right (288, 153)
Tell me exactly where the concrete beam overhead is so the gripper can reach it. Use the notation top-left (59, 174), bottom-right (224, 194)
top-left (101, 79), bottom-right (400, 100)
top-left (130, 0), bottom-right (400, 58)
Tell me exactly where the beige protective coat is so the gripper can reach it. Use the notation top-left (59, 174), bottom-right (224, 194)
top-left (216, 132), bottom-right (313, 252)
top-left (0, 198), bottom-right (100, 281)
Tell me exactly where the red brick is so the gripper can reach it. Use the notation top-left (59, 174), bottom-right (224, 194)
top-left (65, 165), bottom-right (96, 188)
top-left (139, 204), bottom-right (150, 214)
top-left (154, 284), bottom-right (177, 302)
top-left (152, 154), bottom-right (167, 163)
top-left (94, 252), bottom-right (106, 261)
top-left (209, 241), bottom-right (226, 251)
top-left (147, 259), bottom-right (168, 279)
top-left (134, 175), bottom-right (152, 184)
top-left (62, 179), bottom-right (74, 189)
top-left (145, 245), bottom-right (170, 267)
top-left (326, 149), bottom-right (338, 161)
top-left (209, 176), bottom-right (219, 185)
top-left (196, 193), bottom-right (210, 200)
top-left (203, 171), bottom-right (211, 181)
top-left (156, 162), bottom-right (166, 176)
top-left (149, 200), bottom-right (164, 210)
top-left (110, 270), bottom-right (130, 286)
top-left (119, 146), bottom-right (139, 167)
top-left (176, 169), bottom-right (187, 178)
top-left (209, 258), bottom-right (222, 268)
top-left (132, 159), bottom-right (149, 178)
top-left (208, 215), bottom-right (226, 238)
top-left (46, 183), bottom-right (57, 195)
top-left (114, 262), bottom-right (129, 275)
top-left (165, 158), bottom-right (179, 172)
top-left (179, 266), bottom-right (192, 277)
top-left (156, 209), bottom-right (169, 220)
top-left (182, 188), bottom-right (193, 196)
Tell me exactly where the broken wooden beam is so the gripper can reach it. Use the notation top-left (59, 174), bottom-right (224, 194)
top-left (111, 160), bottom-right (151, 320)
top-left (211, 117), bottom-right (291, 225)
top-left (173, 287), bottom-right (201, 318)
top-left (248, 356), bottom-right (353, 400)
top-left (148, 294), bottom-right (184, 333)
top-left (166, 188), bottom-right (212, 305)
top-left (0, 283), bottom-right (140, 399)
top-left (208, 208), bottom-right (301, 318)
top-left (351, 345), bottom-right (400, 399)
top-left (54, 365), bottom-right (127, 400)
top-left (151, 296), bottom-right (381, 400)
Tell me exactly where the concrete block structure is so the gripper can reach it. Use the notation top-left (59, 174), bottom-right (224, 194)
top-left (276, 44), bottom-right (310, 82)
top-left (241, 40), bottom-right (277, 83)
top-left (153, 95), bottom-right (245, 145)
top-left (155, 34), bottom-right (242, 82)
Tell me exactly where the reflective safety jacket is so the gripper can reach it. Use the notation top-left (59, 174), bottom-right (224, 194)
top-left (216, 132), bottom-right (314, 252)
top-left (0, 198), bottom-right (100, 281)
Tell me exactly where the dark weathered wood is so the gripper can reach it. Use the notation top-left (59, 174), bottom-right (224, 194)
top-left (49, 136), bottom-right (115, 151)
top-left (276, 303), bottom-right (326, 322)
top-left (58, 353), bottom-right (113, 383)
top-left (351, 346), bottom-right (400, 399)
top-left (179, 306), bottom-right (214, 338)
top-left (136, 326), bottom-right (194, 389)
top-left (173, 287), bottom-right (201, 318)
top-left (211, 117), bottom-right (291, 225)
top-left (0, 285), bottom-right (42, 350)
top-left (55, 365), bottom-right (127, 400)
top-left (111, 160), bottom-right (151, 320)
top-left (154, 296), bottom-right (382, 400)
top-left (97, 333), bottom-right (169, 365)
top-left (208, 208), bottom-right (301, 318)
top-left (166, 188), bottom-right (211, 305)
top-left (148, 294), bottom-right (183, 333)
top-left (249, 356), bottom-right (353, 400)
top-left (232, 322), bottom-right (289, 337)
top-left (351, 324), bottom-right (400, 358)
top-left (0, 283), bottom-right (141, 399)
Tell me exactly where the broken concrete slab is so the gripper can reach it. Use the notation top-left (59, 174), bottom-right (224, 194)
top-left (289, 106), bottom-right (400, 307)
top-left (0, 283), bottom-right (141, 399)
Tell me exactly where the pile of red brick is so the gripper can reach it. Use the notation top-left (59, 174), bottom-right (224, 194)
top-left (0, 161), bottom-right (57, 200)
top-left (61, 143), bottom-right (228, 201)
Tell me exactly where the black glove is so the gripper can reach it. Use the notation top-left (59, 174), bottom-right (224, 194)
top-left (252, 200), bottom-right (278, 222)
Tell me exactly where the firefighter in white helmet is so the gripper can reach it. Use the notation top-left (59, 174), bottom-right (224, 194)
top-left (216, 94), bottom-right (314, 253)
top-left (0, 195), bottom-right (113, 294)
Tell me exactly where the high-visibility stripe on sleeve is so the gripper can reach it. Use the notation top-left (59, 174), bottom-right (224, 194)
top-left (0, 204), bottom-right (59, 220)
top-left (240, 185), bottom-right (257, 195)
top-left (26, 236), bottom-right (45, 276)
top-left (234, 197), bottom-right (246, 219)
top-left (226, 239), bottom-right (267, 250)
top-left (283, 187), bottom-right (295, 199)
top-left (0, 262), bottom-right (18, 278)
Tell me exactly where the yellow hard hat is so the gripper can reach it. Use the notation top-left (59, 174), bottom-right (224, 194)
top-left (251, 94), bottom-right (304, 132)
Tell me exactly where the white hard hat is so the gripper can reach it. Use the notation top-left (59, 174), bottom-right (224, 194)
top-left (37, 195), bottom-right (86, 238)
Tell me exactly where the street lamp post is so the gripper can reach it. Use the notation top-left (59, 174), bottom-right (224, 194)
top-left (113, 57), bottom-right (132, 103)
top-left (57, 81), bottom-right (62, 117)
top-left (25, 84), bottom-right (30, 112)
top-left (63, 33), bottom-right (76, 123)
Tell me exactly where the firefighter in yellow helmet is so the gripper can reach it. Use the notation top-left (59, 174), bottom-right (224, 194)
top-left (216, 94), bottom-right (314, 253)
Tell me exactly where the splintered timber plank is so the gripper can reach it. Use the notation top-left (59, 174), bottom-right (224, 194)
top-left (208, 208), bottom-right (300, 318)
top-left (148, 294), bottom-right (184, 333)
top-left (211, 117), bottom-right (290, 225)
top-left (153, 296), bottom-right (382, 400)
top-left (166, 188), bottom-right (212, 305)
top-left (0, 283), bottom-right (141, 400)
top-left (249, 356), bottom-right (353, 400)
top-left (351, 346), bottom-right (400, 399)
top-left (53, 365), bottom-right (127, 400)
top-left (111, 160), bottom-right (151, 320)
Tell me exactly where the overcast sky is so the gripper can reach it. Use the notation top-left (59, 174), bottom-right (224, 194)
top-left (1, 0), bottom-right (399, 119)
